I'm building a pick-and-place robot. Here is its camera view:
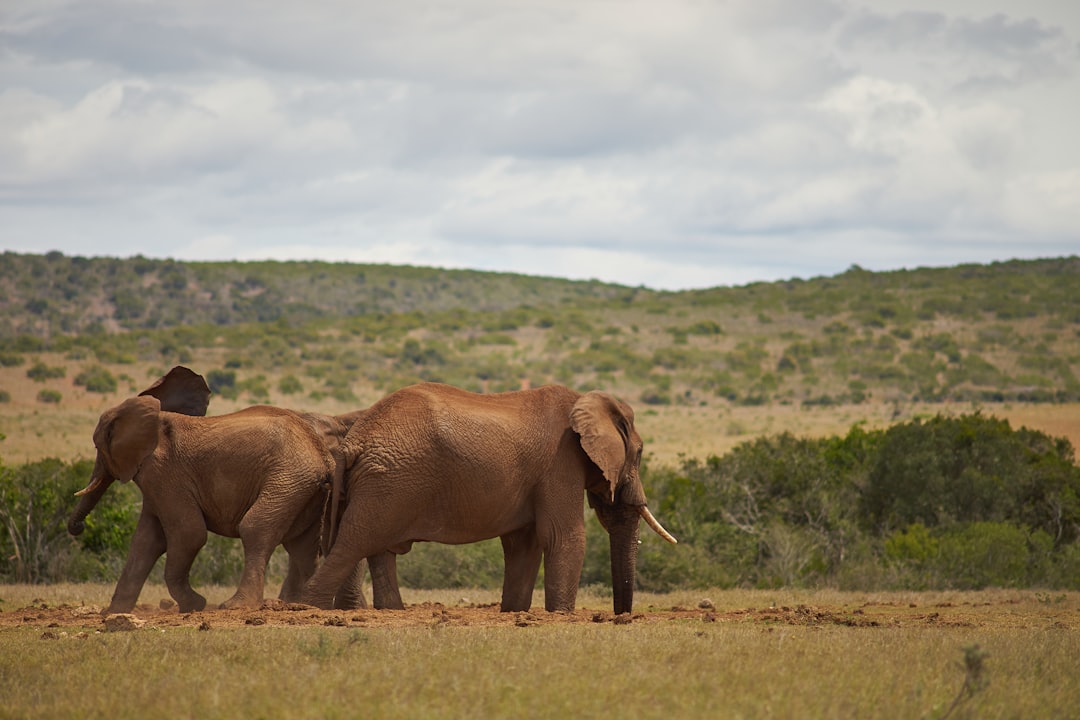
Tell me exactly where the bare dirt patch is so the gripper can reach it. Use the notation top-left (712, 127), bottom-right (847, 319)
top-left (5, 593), bottom-right (1075, 633)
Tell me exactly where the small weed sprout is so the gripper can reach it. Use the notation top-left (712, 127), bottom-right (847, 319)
top-left (940, 644), bottom-right (989, 720)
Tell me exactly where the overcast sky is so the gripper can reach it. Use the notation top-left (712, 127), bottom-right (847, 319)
top-left (2, 0), bottom-right (1078, 290)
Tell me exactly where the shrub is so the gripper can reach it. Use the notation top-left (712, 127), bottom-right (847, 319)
top-left (640, 389), bottom-right (672, 406)
top-left (0, 459), bottom-right (95, 582)
top-left (936, 523), bottom-right (1039, 589)
top-left (37, 389), bottom-right (61, 404)
top-left (74, 365), bottom-right (118, 393)
top-left (241, 375), bottom-right (271, 402)
top-left (401, 339), bottom-right (445, 366)
top-left (396, 540), bottom-right (504, 589)
top-left (862, 413), bottom-right (1080, 542)
top-left (0, 390), bottom-right (10, 403)
top-left (206, 369), bottom-right (238, 399)
top-left (278, 375), bottom-right (304, 395)
top-left (27, 362), bottom-right (65, 382)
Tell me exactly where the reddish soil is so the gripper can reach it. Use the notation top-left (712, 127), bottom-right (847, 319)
top-left (3, 596), bottom-right (1064, 633)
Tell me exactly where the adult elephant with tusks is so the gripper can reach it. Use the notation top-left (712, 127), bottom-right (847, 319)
top-left (67, 366), bottom-right (372, 614)
top-left (304, 382), bottom-right (677, 615)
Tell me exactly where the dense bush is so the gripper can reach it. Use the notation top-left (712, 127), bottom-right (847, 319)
top-left (623, 414), bottom-right (1080, 591)
top-left (0, 459), bottom-right (99, 582)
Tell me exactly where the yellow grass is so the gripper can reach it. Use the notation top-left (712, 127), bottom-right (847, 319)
top-left (1, 585), bottom-right (1078, 719)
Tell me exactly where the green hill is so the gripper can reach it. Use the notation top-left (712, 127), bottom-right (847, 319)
top-left (2, 251), bottom-right (1078, 408)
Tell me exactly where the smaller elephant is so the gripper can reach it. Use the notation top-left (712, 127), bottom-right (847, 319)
top-left (67, 367), bottom-right (367, 613)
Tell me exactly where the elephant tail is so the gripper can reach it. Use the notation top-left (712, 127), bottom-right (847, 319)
top-left (321, 447), bottom-right (346, 556)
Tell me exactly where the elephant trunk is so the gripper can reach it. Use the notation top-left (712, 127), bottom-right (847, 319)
top-left (606, 504), bottom-right (641, 616)
top-left (67, 458), bottom-right (114, 536)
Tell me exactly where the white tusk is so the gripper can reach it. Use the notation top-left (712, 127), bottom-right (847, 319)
top-left (74, 476), bottom-right (104, 497)
top-left (638, 505), bottom-right (678, 544)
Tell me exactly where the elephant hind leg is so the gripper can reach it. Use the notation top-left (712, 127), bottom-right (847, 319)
top-left (279, 522), bottom-right (321, 603)
top-left (500, 525), bottom-right (542, 612)
top-left (332, 559), bottom-right (370, 610)
top-left (301, 515), bottom-right (382, 609)
top-left (369, 552), bottom-right (404, 610)
top-left (222, 515), bottom-right (285, 610)
top-left (162, 519), bottom-right (208, 613)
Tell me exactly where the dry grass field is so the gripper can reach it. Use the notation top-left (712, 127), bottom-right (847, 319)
top-left (1, 584), bottom-right (1077, 719)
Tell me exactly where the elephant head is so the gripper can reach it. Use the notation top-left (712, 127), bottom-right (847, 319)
top-left (67, 367), bottom-right (211, 536)
top-left (571, 391), bottom-right (676, 615)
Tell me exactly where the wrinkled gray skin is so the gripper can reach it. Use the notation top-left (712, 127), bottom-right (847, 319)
top-left (302, 382), bottom-right (676, 615)
top-left (66, 367), bottom-right (385, 613)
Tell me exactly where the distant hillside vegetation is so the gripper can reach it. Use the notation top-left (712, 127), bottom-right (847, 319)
top-left (0, 251), bottom-right (635, 335)
top-left (1, 251), bottom-right (1078, 407)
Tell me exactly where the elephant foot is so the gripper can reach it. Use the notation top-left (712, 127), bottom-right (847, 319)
top-left (176, 594), bottom-right (208, 614)
top-left (300, 589), bottom-right (336, 610)
top-left (499, 600), bottom-right (532, 613)
top-left (219, 593), bottom-right (261, 611)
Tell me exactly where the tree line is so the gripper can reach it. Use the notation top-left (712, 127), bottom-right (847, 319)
top-left (2, 412), bottom-right (1078, 592)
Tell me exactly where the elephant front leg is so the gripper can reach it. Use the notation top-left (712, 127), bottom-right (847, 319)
top-left (500, 526), bottom-right (542, 612)
top-left (540, 525), bottom-right (586, 613)
top-left (107, 511), bottom-right (167, 614)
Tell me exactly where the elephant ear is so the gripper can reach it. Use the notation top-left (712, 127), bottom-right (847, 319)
top-left (570, 391), bottom-right (631, 503)
top-left (95, 396), bottom-right (161, 483)
top-left (138, 366), bottom-right (210, 416)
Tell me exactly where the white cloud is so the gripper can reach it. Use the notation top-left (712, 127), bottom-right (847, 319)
top-left (1, 0), bottom-right (1078, 289)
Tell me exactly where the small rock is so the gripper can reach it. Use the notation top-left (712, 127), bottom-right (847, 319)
top-left (324, 615), bottom-right (347, 627)
top-left (245, 616), bottom-right (266, 626)
top-left (159, 598), bottom-right (176, 610)
top-left (103, 614), bottom-right (146, 632)
top-left (698, 598), bottom-right (715, 610)
top-left (198, 621), bottom-right (212, 631)
top-left (613, 613), bottom-right (633, 625)
top-left (40, 630), bottom-right (61, 640)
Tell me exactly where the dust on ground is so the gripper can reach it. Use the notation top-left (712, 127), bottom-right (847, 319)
top-left (3, 593), bottom-right (1076, 633)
